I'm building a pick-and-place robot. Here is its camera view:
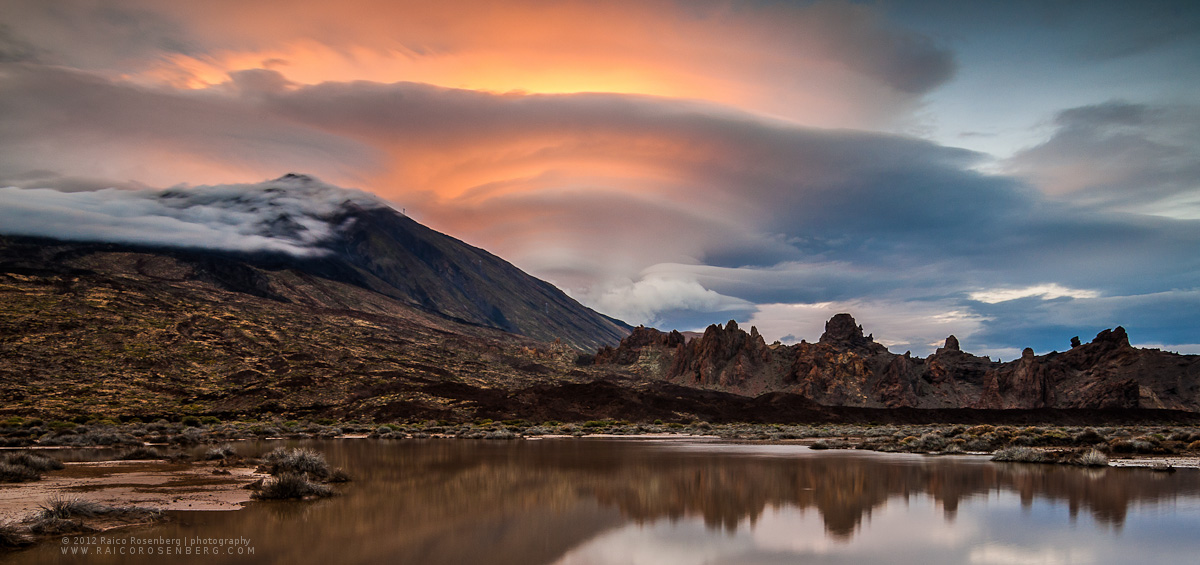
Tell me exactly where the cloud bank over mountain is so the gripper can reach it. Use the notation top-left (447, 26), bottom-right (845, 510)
top-left (0, 175), bottom-right (384, 256)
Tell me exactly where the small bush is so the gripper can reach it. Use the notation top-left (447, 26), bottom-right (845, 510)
top-left (0, 520), bottom-right (32, 548)
top-left (966, 425), bottom-right (994, 436)
top-left (4, 452), bottom-right (64, 472)
top-left (991, 446), bottom-right (1048, 463)
top-left (1073, 428), bottom-right (1106, 445)
top-left (1077, 449), bottom-right (1109, 467)
top-left (261, 447), bottom-right (330, 479)
top-left (1186, 440), bottom-right (1200, 451)
top-left (0, 462), bottom-right (40, 482)
top-left (181, 416), bottom-right (202, 427)
top-left (39, 496), bottom-right (107, 520)
top-left (252, 473), bottom-right (333, 500)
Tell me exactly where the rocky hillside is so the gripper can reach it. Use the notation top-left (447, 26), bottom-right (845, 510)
top-left (590, 313), bottom-right (1200, 411)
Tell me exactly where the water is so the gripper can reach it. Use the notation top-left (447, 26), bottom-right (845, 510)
top-left (10, 438), bottom-right (1200, 564)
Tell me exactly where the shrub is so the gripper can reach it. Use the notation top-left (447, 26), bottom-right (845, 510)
top-left (1188, 440), bottom-right (1200, 451)
top-left (0, 462), bottom-right (40, 482)
top-left (4, 452), bottom-right (64, 472)
top-left (1077, 449), bottom-right (1109, 467)
top-left (181, 416), bottom-right (202, 427)
top-left (963, 438), bottom-right (993, 452)
top-left (38, 496), bottom-right (106, 520)
top-left (252, 473), bottom-right (333, 500)
top-left (1073, 428), bottom-right (1106, 445)
top-left (0, 520), bottom-right (31, 548)
top-left (991, 446), bottom-right (1048, 463)
top-left (966, 425), bottom-right (994, 436)
top-left (261, 447), bottom-right (330, 479)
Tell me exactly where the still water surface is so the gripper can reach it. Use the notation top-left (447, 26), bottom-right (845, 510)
top-left (13, 438), bottom-right (1200, 564)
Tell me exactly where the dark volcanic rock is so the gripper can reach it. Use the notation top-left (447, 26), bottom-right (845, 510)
top-left (669, 321), bottom-right (772, 388)
top-left (592, 315), bottom-right (1200, 412)
top-left (819, 313), bottom-right (887, 355)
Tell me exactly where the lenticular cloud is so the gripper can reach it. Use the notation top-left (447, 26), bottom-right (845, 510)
top-left (0, 175), bottom-right (387, 256)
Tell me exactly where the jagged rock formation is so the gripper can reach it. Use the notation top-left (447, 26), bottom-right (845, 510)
top-left (591, 314), bottom-right (1200, 411)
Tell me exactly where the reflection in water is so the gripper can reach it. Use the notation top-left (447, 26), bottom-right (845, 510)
top-left (9, 439), bottom-right (1200, 565)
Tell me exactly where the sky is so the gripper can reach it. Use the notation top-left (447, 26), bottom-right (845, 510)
top-left (1, 0), bottom-right (1198, 358)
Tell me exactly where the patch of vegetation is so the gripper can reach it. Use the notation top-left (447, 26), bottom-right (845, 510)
top-left (260, 447), bottom-right (331, 479)
top-left (0, 452), bottom-right (64, 482)
top-left (0, 462), bottom-right (40, 483)
top-left (991, 446), bottom-right (1049, 463)
top-left (252, 473), bottom-right (333, 500)
top-left (1075, 449), bottom-right (1109, 467)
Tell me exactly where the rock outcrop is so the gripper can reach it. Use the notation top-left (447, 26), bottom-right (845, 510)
top-left (670, 320), bottom-right (773, 389)
top-left (592, 314), bottom-right (1200, 411)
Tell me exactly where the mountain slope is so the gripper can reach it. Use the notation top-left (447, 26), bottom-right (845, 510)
top-left (325, 204), bottom-right (628, 350)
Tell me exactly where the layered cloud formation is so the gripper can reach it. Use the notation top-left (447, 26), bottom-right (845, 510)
top-left (1, 0), bottom-right (1197, 357)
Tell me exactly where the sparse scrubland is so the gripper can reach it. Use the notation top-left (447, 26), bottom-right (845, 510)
top-left (5, 415), bottom-right (1199, 469)
top-left (0, 496), bottom-right (162, 549)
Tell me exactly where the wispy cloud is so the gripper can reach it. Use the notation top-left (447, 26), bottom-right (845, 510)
top-left (969, 284), bottom-right (1101, 304)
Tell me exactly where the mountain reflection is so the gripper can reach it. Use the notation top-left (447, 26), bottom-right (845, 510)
top-left (8, 439), bottom-right (1199, 565)
top-left (323, 439), bottom-right (1199, 544)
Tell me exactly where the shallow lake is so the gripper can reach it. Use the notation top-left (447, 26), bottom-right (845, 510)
top-left (12, 438), bottom-right (1200, 564)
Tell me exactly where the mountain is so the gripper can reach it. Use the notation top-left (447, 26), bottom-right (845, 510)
top-left (0, 175), bottom-right (629, 351)
top-left (0, 176), bottom-right (642, 420)
top-left (589, 314), bottom-right (1200, 411)
top-left (324, 203), bottom-right (629, 350)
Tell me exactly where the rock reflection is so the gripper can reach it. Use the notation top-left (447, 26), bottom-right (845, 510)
top-left (324, 439), bottom-right (1199, 544)
top-left (6, 439), bottom-right (1199, 565)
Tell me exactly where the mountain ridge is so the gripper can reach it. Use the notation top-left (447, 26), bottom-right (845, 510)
top-left (589, 313), bottom-right (1200, 411)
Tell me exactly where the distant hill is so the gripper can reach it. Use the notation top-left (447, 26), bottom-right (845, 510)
top-left (589, 314), bottom-right (1200, 412)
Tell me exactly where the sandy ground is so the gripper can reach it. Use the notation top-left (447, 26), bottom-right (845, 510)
top-left (0, 459), bottom-right (266, 521)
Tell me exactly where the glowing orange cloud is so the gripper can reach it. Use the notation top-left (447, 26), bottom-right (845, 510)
top-left (117, 0), bottom-right (952, 130)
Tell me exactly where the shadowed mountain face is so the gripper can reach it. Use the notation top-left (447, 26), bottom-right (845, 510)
top-left (326, 205), bottom-right (629, 350)
top-left (592, 314), bottom-right (1200, 411)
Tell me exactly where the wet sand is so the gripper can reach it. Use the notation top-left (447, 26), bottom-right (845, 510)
top-left (0, 459), bottom-right (265, 522)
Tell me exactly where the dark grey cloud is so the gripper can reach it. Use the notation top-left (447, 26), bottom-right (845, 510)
top-left (0, 64), bottom-right (380, 189)
top-left (0, 0), bottom-right (195, 70)
top-left (0, 24), bottom-right (38, 63)
top-left (1006, 101), bottom-right (1200, 212)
